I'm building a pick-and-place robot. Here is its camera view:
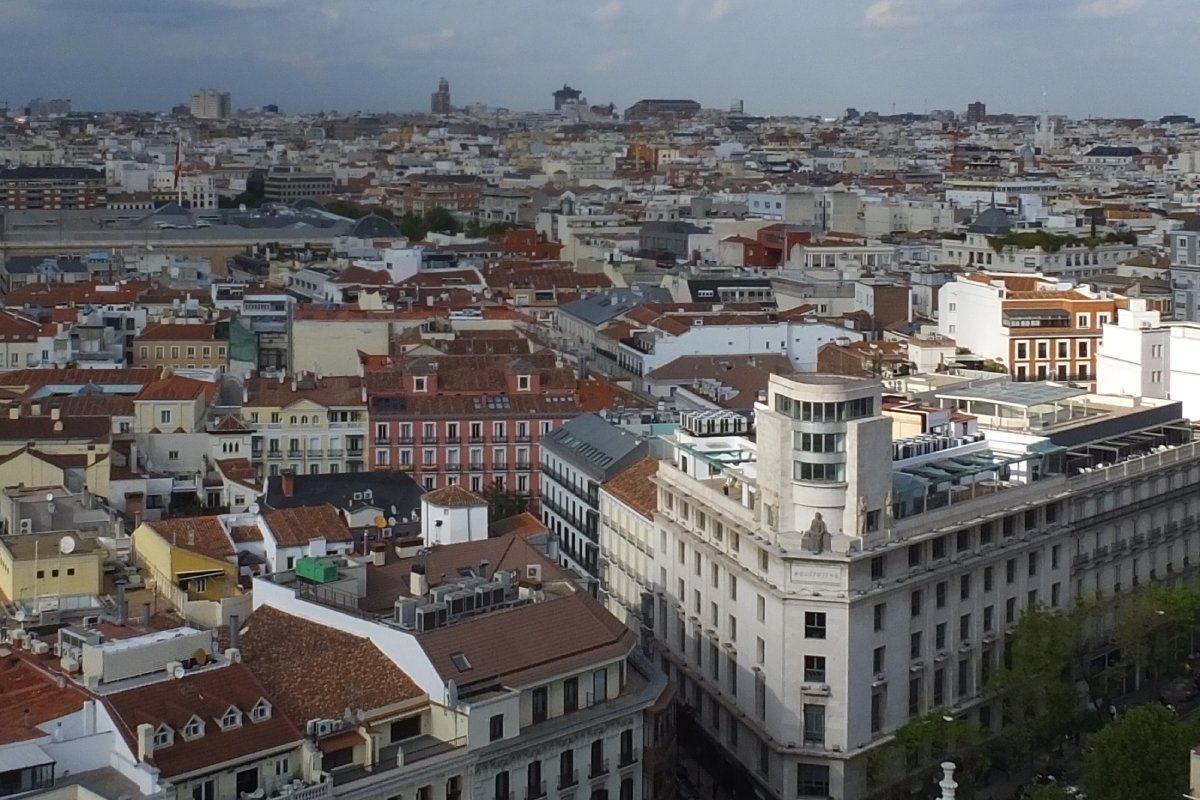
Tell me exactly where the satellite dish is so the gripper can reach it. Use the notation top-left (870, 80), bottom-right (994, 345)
top-left (389, 505), bottom-right (397, 515)
top-left (14, 609), bottom-right (26, 622)
top-left (58, 535), bottom-right (76, 555)
top-left (387, 516), bottom-right (397, 526)
top-left (192, 648), bottom-right (209, 666)
top-left (172, 664), bottom-right (185, 679)
top-left (248, 502), bottom-right (260, 515)
top-left (374, 515), bottom-right (388, 528)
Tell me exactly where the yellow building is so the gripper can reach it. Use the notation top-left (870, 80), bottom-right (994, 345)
top-left (132, 517), bottom-right (238, 604)
top-left (133, 320), bottom-right (229, 372)
top-left (242, 373), bottom-right (367, 478)
top-left (0, 532), bottom-right (104, 607)
top-left (0, 445), bottom-right (111, 501)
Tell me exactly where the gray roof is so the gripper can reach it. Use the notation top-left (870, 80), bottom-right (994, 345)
top-left (349, 214), bottom-right (401, 239)
top-left (3, 256), bottom-right (90, 274)
top-left (937, 381), bottom-right (1086, 409)
top-left (967, 207), bottom-right (1012, 235)
top-left (541, 412), bottom-right (648, 480)
top-left (558, 287), bottom-right (672, 327)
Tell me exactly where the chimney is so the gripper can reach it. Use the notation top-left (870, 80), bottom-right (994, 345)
top-left (22, 709), bottom-right (31, 729)
top-left (136, 722), bottom-right (155, 762)
top-left (116, 583), bottom-right (128, 624)
top-left (371, 544), bottom-right (386, 567)
top-left (281, 470), bottom-right (295, 497)
top-left (142, 602), bottom-right (151, 628)
top-left (410, 563), bottom-right (429, 597)
top-left (242, 385), bottom-right (249, 404)
top-left (229, 614), bottom-right (240, 650)
top-left (82, 699), bottom-right (96, 736)
top-left (129, 443), bottom-right (139, 471)
top-left (478, 559), bottom-right (490, 580)
top-left (7, 404), bottom-right (17, 420)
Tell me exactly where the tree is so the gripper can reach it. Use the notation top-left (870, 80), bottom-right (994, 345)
top-left (1112, 584), bottom-right (1200, 690)
top-left (481, 480), bottom-right (529, 521)
top-left (990, 605), bottom-right (1079, 754)
top-left (424, 206), bottom-right (462, 235)
top-left (1081, 704), bottom-right (1189, 800)
top-left (397, 212), bottom-right (428, 241)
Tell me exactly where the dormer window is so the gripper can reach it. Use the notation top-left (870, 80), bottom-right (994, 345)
top-left (153, 724), bottom-right (173, 748)
top-left (517, 375), bottom-right (531, 392)
top-left (182, 716), bottom-right (205, 740)
top-left (219, 706), bottom-right (243, 731)
top-left (414, 376), bottom-right (427, 393)
top-left (250, 699), bottom-right (272, 722)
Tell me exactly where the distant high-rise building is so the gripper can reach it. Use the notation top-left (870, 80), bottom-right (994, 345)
top-left (553, 85), bottom-right (583, 110)
top-left (430, 77), bottom-right (451, 115)
top-left (966, 100), bottom-right (987, 124)
top-left (24, 98), bottom-right (70, 118)
top-left (190, 88), bottom-right (231, 120)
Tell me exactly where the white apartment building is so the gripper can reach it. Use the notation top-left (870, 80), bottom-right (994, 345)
top-left (599, 456), bottom-right (659, 632)
top-left (1169, 224), bottom-right (1200, 323)
top-left (189, 88), bottom-right (231, 120)
top-left (243, 373), bottom-right (368, 478)
top-left (1096, 301), bottom-right (1200, 419)
top-left (650, 372), bottom-right (1200, 799)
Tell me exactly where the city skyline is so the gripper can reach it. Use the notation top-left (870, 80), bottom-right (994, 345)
top-left (1, 0), bottom-right (1196, 118)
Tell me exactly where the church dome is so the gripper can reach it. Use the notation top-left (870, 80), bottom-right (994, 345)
top-left (967, 206), bottom-right (1012, 235)
top-left (350, 214), bottom-right (401, 239)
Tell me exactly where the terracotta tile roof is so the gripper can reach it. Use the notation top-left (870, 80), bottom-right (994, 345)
top-left (49, 395), bottom-right (135, 418)
top-left (229, 524), bottom-right (264, 544)
top-left (145, 517), bottom-right (235, 559)
top-left (244, 374), bottom-right (364, 409)
top-left (333, 265), bottom-right (395, 285)
top-left (417, 588), bottom-right (636, 691)
top-left (135, 321), bottom-right (224, 342)
top-left (209, 414), bottom-right (251, 433)
top-left (0, 656), bottom-right (88, 745)
top-left (371, 393), bottom-right (581, 418)
top-left (104, 664), bottom-right (302, 780)
top-left (0, 310), bottom-right (41, 340)
top-left (135, 375), bottom-right (216, 402)
top-left (3, 281), bottom-right (151, 307)
top-left (576, 377), bottom-right (653, 412)
top-left (0, 414), bottom-right (110, 443)
top-left (603, 457), bottom-right (659, 520)
top-left (422, 484), bottom-right (486, 508)
top-left (215, 458), bottom-right (261, 492)
top-left (488, 512), bottom-right (549, 539)
top-left (238, 605), bottom-right (424, 724)
top-left (264, 504), bottom-right (352, 547)
top-left (0, 367), bottom-right (160, 399)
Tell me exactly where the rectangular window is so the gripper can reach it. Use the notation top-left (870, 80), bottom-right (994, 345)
top-left (489, 714), bottom-right (504, 741)
top-left (803, 705), bottom-right (826, 746)
top-left (936, 581), bottom-right (947, 608)
top-left (804, 655), bottom-right (826, 683)
top-left (804, 611), bottom-right (826, 639)
top-left (960, 574), bottom-right (971, 600)
top-left (910, 631), bottom-right (922, 660)
top-left (873, 645), bottom-right (886, 674)
top-left (960, 613), bottom-right (971, 642)
top-left (532, 687), bottom-right (548, 723)
top-left (911, 589), bottom-right (922, 617)
top-left (936, 622), bottom-right (947, 651)
top-left (563, 678), bottom-right (579, 712)
top-left (984, 566), bottom-right (994, 591)
top-left (873, 602), bottom-right (885, 631)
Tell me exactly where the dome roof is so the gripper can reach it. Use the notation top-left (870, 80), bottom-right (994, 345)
top-left (350, 214), bottom-right (401, 239)
top-left (291, 198), bottom-right (325, 212)
top-left (967, 206), bottom-right (1012, 235)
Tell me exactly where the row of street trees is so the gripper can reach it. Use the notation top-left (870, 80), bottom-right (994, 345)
top-left (868, 581), bottom-right (1200, 800)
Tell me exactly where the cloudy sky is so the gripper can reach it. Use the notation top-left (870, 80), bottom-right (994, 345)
top-left (1, 0), bottom-right (1193, 118)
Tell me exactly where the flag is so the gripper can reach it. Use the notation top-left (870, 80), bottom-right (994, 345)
top-left (173, 141), bottom-right (182, 189)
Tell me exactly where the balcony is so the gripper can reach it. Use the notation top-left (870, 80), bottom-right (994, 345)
top-left (397, 437), bottom-right (414, 445)
top-left (515, 461), bottom-right (533, 471)
top-left (267, 451), bottom-right (283, 460)
top-left (445, 436), bottom-right (462, 444)
top-left (589, 759), bottom-right (609, 779)
top-left (493, 461), bottom-right (508, 471)
top-left (469, 462), bottom-right (485, 471)
top-left (287, 450), bottom-right (303, 459)
top-left (267, 778), bottom-right (333, 800)
top-left (469, 436), bottom-right (486, 444)
top-left (526, 782), bottom-right (547, 800)
top-left (618, 751), bottom-right (638, 768)
top-left (328, 448), bottom-right (343, 458)
top-left (558, 771), bottom-right (578, 790)
top-left (515, 435), bottom-right (532, 444)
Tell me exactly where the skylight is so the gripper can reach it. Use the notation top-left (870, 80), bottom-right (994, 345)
top-left (450, 651), bottom-right (472, 672)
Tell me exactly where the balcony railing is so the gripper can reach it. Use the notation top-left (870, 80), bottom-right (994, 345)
top-left (397, 436), bottom-right (414, 445)
top-left (267, 451), bottom-right (283, 460)
top-left (558, 771), bottom-right (578, 789)
top-left (589, 759), bottom-right (609, 779)
top-left (618, 751), bottom-right (638, 768)
top-left (469, 462), bottom-right (485, 471)
top-left (445, 436), bottom-right (462, 444)
top-left (525, 782), bottom-right (546, 800)
top-left (288, 450), bottom-right (303, 459)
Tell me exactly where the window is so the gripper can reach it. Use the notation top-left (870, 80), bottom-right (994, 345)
top-left (936, 581), bottom-right (947, 608)
top-left (183, 717), bottom-right (204, 740)
top-left (756, 637), bottom-right (765, 665)
top-left (870, 690), bottom-right (884, 734)
top-left (911, 589), bottom-right (922, 617)
top-left (871, 556), bottom-right (885, 580)
top-left (527, 762), bottom-right (543, 798)
top-left (758, 548), bottom-right (769, 571)
top-left (168, 450), bottom-right (179, 461)
top-left (1006, 558), bottom-right (1016, 584)
top-left (910, 631), bottom-right (922, 660)
top-left (984, 605), bottom-right (994, 632)
top-left (153, 726), bottom-right (172, 747)
top-left (798, 764), bottom-right (830, 797)
top-left (489, 714), bottom-right (504, 741)
top-left (754, 672), bottom-right (767, 719)
top-left (494, 770), bottom-right (509, 800)
top-left (873, 645), bottom-right (886, 674)
top-left (804, 611), bottom-right (826, 639)
top-left (960, 574), bottom-right (971, 600)
top-left (414, 376), bottom-right (427, 392)
top-left (804, 655), bottom-right (826, 682)
top-left (933, 668), bottom-right (945, 705)
top-left (908, 543), bottom-right (923, 568)
top-left (873, 602), bottom-right (885, 631)
top-left (517, 374), bottom-right (531, 391)
top-left (729, 614), bottom-right (737, 641)
top-left (1028, 551), bottom-right (1038, 576)
top-left (956, 529), bottom-right (971, 553)
top-left (984, 566), bottom-right (994, 591)
top-left (593, 668), bottom-right (608, 703)
top-left (220, 708), bottom-right (241, 730)
top-left (932, 536), bottom-right (947, 560)
top-left (532, 687), bottom-right (548, 723)
top-left (1006, 597), bottom-right (1017, 624)
top-left (909, 676), bottom-right (923, 715)
top-left (757, 594), bottom-right (766, 622)
top-left (559, 750), bottom-right (575, 788)
top-left (802, 704), bottom-right (826, 745)
top-left (563, 676), bottom-right (579, 712)
top-left (160, 409), bottom-right (172, 424)
top-left (935, 622), bottom-right (947, 650)
top-left (960, 613), bottom-right (971, 642)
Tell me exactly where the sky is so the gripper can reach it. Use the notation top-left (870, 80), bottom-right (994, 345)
top-left (1, 0), bottom-right (1195, 119)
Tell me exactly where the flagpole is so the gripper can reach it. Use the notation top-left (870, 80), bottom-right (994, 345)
top-left (175, 130), bottom-right (183, 207)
